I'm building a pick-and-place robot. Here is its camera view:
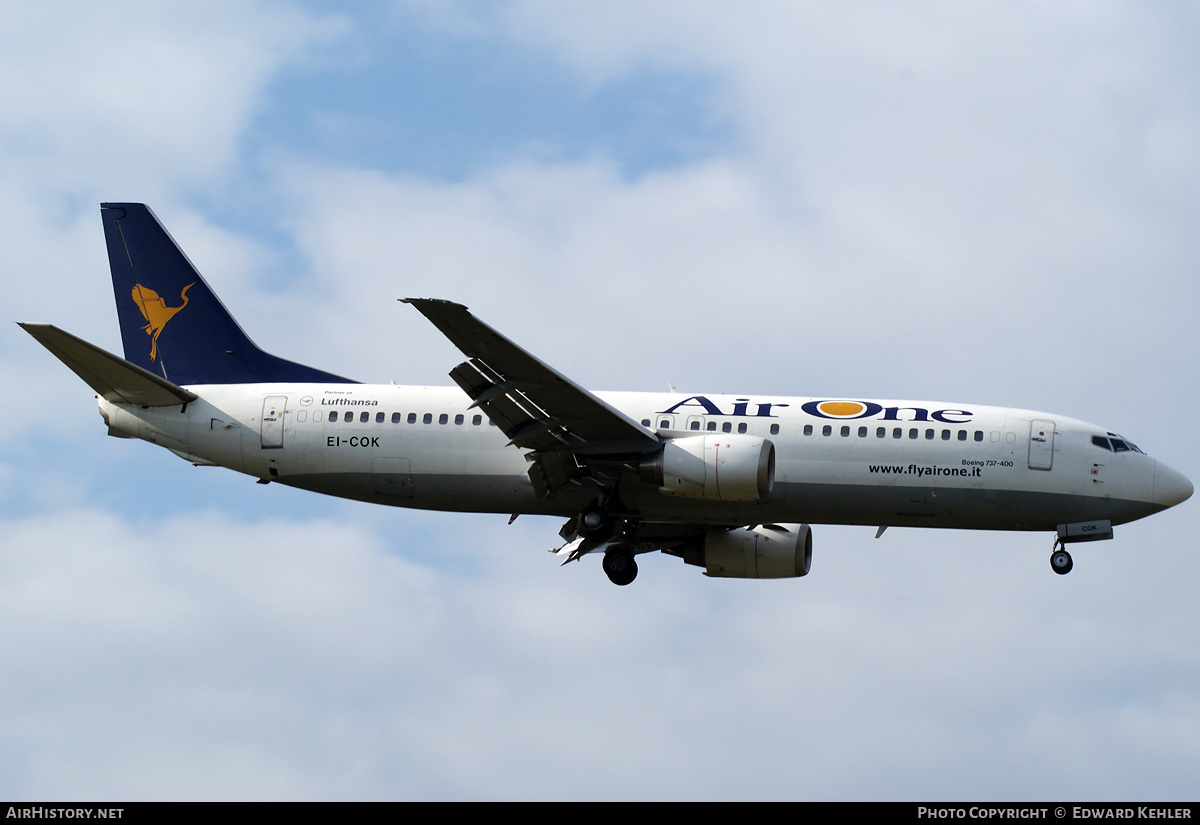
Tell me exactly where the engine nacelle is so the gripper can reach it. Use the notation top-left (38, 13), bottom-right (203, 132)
top-left (641, 434), bottom-right (774, 501)
top-left (703, 523), bottom-right (812, 579)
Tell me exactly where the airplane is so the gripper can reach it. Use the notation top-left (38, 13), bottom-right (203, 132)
top-left (20, 203), bottom-right (1193, 585)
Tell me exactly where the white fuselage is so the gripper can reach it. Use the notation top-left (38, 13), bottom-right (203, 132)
top-left (98, 384), bottom-right (1190, 532)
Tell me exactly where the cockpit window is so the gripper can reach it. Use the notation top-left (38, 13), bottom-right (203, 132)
top-left (1106, 432), bottom-right (1144, 454)
top-left (1092, 436), bottom-right (1112, 451)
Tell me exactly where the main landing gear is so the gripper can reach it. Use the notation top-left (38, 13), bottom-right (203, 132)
top-left (578, 503), bottom-right (614, 543)
top-left (571, 498), bottom-right (638, 586)
top-left (602, 547), bottom-right (638, 586)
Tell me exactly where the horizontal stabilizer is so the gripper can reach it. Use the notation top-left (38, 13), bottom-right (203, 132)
top-left (19, 323), bottom-right (196, 406)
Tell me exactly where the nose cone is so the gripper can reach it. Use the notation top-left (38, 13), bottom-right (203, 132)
top-left (1154, 461), bottom-right (1194, 508)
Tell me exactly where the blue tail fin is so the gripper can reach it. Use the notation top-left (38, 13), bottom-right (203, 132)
top-left (101, 203), bottom-right (355, 385)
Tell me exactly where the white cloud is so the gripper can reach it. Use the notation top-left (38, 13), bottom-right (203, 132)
top-left (0, 2), bottom-right (343, 198)
top-left (2, 507), bottom-right (1198, 799)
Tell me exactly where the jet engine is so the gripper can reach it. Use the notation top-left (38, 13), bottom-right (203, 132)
top-left (682, 523), bottom-right (812, 579)
top-left (639, 434), bottom-right (774, 502)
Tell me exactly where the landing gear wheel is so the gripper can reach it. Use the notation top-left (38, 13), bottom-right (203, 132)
top-left (579, 504), bottom-right (613, 542)
top-left (602, 549), bottom-right (638, 586)
top-left (1050, 548), bottom-right (1074, 575)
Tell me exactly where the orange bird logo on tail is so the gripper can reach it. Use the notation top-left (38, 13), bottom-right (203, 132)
top-left (131, 282), bottom-right (194, 360)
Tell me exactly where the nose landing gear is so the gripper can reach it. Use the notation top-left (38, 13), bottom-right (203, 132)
top-left (1050, 545), bottom-right (1074, 575)
top-left (1049, 520), bottom-right (1112, 575)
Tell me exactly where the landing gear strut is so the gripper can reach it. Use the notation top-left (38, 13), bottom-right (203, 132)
top-left (602, 548), bottom-right (638, 586)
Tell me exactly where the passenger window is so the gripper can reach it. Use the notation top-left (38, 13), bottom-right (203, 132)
top-left (707, 421), bottom-right (717, 431)
top-left (343, 411), bottom-right (353, 423)
top-left (423, 413), bottom-right (432, 424)
top-left (659, 419), bottom-right (670, 429)
top-left (925, 429), bottom-right (934, 440)
top-left (958, 430), bottom-right (967, 441)
top-left (858, 426), bottom-right (867, 438)
top-left (770, 424), bottom-right (780, 435)
top-left (360, 411), bottom-right (369, 423)
top-left (690, 420), bottom-right (700, 431)
top-left (909, 429), bottom-right (918, 439)
top-left (840, 426), bottom-right (850, 437)
top-left (738, 423), bottom-right (748, 434)
top-left (877, 427), bottom-right (886, 438)
top-left (941, 429), bottom-right (950, 441)
top-left (804, 424), bottom-right (813, 436)
top-left (822, 425), bottom-right (832, 436)
top-left (439, 413), bottom-right (448, 425)
top-left (473, 415), bottom-right (482, 425)
top-left (974, 430), bottom-right (983, 442)
top-left (407, 413), bottom-right (417, 424)
top-left (376, 412), bottom-right (385, 423)
top-left (455, 414), bottom-right (464, 425)
top-left (723, 422), bottom-right (732, 433)
top-left (392, 412), bottom-right (401, 423)
top-left (893, 428), bottom-right (902, 439)
top-left (641, 419), bottom-right (651, 427)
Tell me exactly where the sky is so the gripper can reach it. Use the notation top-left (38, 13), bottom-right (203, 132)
top-left (1, 0), bottom-right (1198, 801)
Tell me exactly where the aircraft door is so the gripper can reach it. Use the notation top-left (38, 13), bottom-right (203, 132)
top-left (1028, 419), bottom-right (1054, 470)
top-left (261, 395), bottom-right (287, 449)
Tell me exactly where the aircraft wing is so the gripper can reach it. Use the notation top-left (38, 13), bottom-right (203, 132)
top-left (403, 298), bottom-right (660, 497)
